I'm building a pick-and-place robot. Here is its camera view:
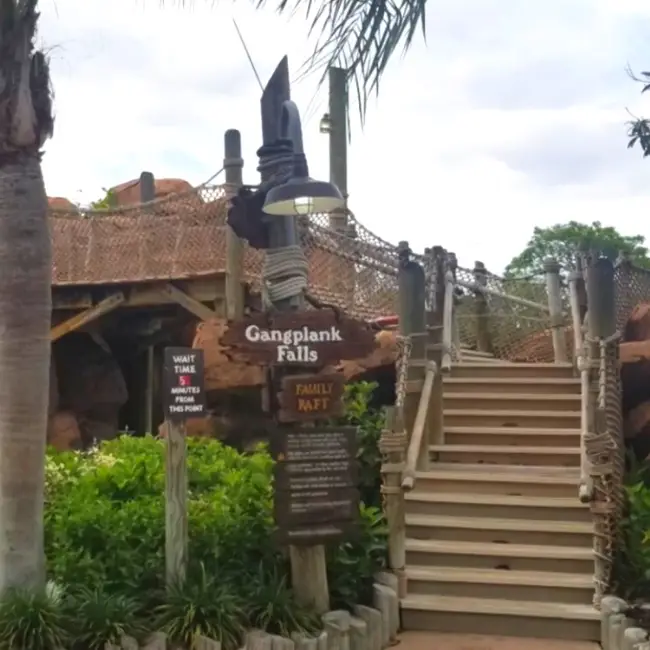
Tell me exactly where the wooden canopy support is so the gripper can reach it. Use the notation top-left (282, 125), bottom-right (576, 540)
top-left (162, 283), bottom-right (218, 322)
top-left (50, 292), bottom-right (125, 342)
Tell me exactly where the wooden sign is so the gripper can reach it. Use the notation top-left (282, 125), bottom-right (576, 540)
top-left (278, 373), bottom-right (345, 422)
top-left (163, 347), bottom-right (206, 421)
top-left (219, 309), bottom-right (376, 366)
top-left (271, 427), bottom-right (360, 545)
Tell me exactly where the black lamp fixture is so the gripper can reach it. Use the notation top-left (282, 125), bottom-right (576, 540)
top-left (263, 101), bottom-right (344, 216)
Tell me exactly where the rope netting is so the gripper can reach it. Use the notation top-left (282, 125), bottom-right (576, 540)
top-left (450, 264), bottom-right (568, 362)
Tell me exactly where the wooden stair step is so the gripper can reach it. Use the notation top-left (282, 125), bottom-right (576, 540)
top-left (406, 565), bottom-right (593, 589)
top-left (405, 538), bottom-right (593, 560)
top-left (405, 491), bottom-right (585, 509)
top-left (443, 410), bottom-right (581, 419)
top-left (444, 393), bottom-right (580, 401)
top-left (444, 377), bottom-right (580, 386)
top-left (416, 463), bottom-right (580, 478)
top-left (401, 594), bottom-right (598, 620)
top-left (444, 426), bottom-right (579, 436)
top-left (430, 444), bottom-right (580, 456)
top-left (452, 362), bottom-right (573, 370)
top-left (405, 513), bottom-right (593, 534)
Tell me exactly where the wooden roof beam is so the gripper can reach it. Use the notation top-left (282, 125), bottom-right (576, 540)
top-left (162, 283), bottom-right (219, 322)
top-left (50, 292), bottom-right (125, 341)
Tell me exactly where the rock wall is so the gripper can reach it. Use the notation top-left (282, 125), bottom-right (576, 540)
top-left (621, 303), bottom-right (650, 460)
top-left (48, 333), bottom-right (128, 450)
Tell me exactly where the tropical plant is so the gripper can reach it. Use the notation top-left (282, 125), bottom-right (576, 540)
top-left (66, 586), bottom-right (152, 650)
top-left (0, 583), bottom-right (69, 650)
top-left (0, 0), bottom-right (54, 594)
top-left (44, 436), bottom-right (388, 633)
top-left (337, 382), bottom-right (385, 508)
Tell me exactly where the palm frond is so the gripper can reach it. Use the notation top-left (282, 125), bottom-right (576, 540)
top-left (254, 0), bottom-right (427, 123)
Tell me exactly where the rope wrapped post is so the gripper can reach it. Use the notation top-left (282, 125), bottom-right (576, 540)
top-left (380, 406), bottom-right (408, 597)
top-left (398, 241), bottom-right (429, 468)
top-left (427, 246), bottom-right (446, 448)
top-left (585, 255), bottom-right (624, 606)
top-left (259, 58), bottom-right (328, 614)
top-left (568, 268), bottom-right (592, 503)
top-left (441, 253), bottom-right (455, 372)
top-left (544, 258), bottom-right (568, 363)
top-left (473, 261), bottom-right (492, 354)
top-left (224, 129), bottom-right (245, 320)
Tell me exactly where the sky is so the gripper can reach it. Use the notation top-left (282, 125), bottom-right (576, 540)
top-left (40, 0), bottom-right (650, 272)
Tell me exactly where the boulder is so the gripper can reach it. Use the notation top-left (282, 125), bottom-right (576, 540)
top-left (192, 318), bottom-right (265, 391)
top-left (110, 178), bottom-right (193, 206)
top-left (336, 329), bottom-right (397, 378)
top-left (47, 411), bottom-right (82, 451)
top-left (54, 333), bottom-right (128, 445)
top-left (48, 196), bottom-right (78, 212)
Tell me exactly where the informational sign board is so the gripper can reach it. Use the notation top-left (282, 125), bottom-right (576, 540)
top-left (278, 373), bottom-right (345, 422)
top-left (163, 347), bottom-right (206, 422)
top-left (219, 309), bottom-right (376, 366)
top-left (271, 427), bottom-right (360, 545)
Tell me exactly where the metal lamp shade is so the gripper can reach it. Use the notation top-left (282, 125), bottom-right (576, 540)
top-left (262, 177), bottom-right (344, 216)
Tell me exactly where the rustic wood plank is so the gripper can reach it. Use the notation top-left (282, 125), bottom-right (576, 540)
top-left (163, 282), bottom-right (219, 322)
top-left (50, 292), bottom-right (125, 341)
top-left (165, 420), bottom-right (188, 587)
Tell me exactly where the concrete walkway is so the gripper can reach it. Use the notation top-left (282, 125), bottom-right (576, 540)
top-left (398, 632), bottom-right (599, 650)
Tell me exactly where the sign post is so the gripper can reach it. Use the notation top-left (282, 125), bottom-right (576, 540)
top-left (220, 309), bottom-right (376, 612)
top-left (162, 347), bottom-right (206, 588)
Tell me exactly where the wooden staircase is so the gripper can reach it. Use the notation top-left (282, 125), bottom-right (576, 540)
top-left (399, 352), bottom-right (599, 641)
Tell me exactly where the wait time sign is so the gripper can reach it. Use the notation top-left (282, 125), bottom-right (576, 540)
top-left (163, 347), bottom-right (206, 421)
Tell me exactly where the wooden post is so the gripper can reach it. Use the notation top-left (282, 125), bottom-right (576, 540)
top-left (426, 247), bottom-right (445, 450)
top-left (140, 175), bottom-right (156, 435)
top-left (224, 129), bottom-right (245, 320)
top-left (162, 347), bottom-right (205, 588)
top-left (165, 420), bottom-right (188, 587)
top-left (544, 258), bottom-right (568, 363)
top-left (383, 406), bottom-right (406, 597)
top-left (587, 257), bottom-right (616, 339)
top-left (473, 261), bottom-right (491, 353)
top-left (398, 241), bottom-right (428, 468)
top-left (261, 57), bottom-right (329, 614)
top-left (328, 66), bottom-right (348, 233)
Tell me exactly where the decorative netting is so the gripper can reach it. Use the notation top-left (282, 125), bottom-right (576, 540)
top-left (614, 260), bottom-right (650, 339)
top-left (49, 184), bottom-right (400, 320)
top-left (450, 265), bottom-right (567, 363)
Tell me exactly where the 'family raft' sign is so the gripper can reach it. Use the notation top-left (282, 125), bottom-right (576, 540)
top-left (278, 373), bottom-right (345, 422)
top-left (219, 309), bottom-right (376, 366)
top-left (163, 347), bottom-right (206, 421)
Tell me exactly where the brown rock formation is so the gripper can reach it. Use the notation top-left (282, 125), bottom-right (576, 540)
top-left (336, 329), bottom-right (397, 378)
top-left (110, 178), bottom-right (193, 206)
top-left (192, 319), bottom-right (265, 391)
top-left (48, 196), bottom-right (78, 211)
top-left (53, 333), bottom-right (128, 446)
top-left (47, 411), bottom-right (82, 451)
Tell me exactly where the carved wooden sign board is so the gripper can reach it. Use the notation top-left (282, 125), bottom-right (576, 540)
top-left (219, 309), bottom-right (376, 366)
top-left (278, 373), bottom-right (345, 422)
top-left (271, 427), bottom-right (360, 545)
top-left (163, 347), bottom-right (206, 422)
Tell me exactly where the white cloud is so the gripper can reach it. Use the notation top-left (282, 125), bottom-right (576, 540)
top-left (40, 0), bottom-right (650, 273)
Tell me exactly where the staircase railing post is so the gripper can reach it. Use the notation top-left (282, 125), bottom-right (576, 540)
top-left (397, 241), bottom-right (428, 467)
top-left (544, 257), bottom-right (568, 363)
top-left (473, 261), bottom-right (492, 353)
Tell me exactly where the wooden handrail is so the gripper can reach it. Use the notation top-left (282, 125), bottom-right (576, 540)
top-left (401, 361), bottom-right (438, 491)
top-left (567, 275), bottom-right (593, 503)
top-left (440, 270), bottom-right (454, 373)
top-left (455, 278), bottom-right (549, 312)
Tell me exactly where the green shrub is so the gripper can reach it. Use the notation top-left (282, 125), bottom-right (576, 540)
top-left (155, 564), bottom-right (247, 650)
top-left (44, 434), bottom-right (388, 636)
top-left (615, 458), bottom-right (650, 600)
top-left (338, 382), bottom-right (385, 509)
top-left (0, 583), bottom-right (70, 650)
top-left (67, 586), bottom-right (151, 650)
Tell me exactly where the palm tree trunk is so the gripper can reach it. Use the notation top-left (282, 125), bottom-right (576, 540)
top-left (0, 156), bottom-right (51, 590)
